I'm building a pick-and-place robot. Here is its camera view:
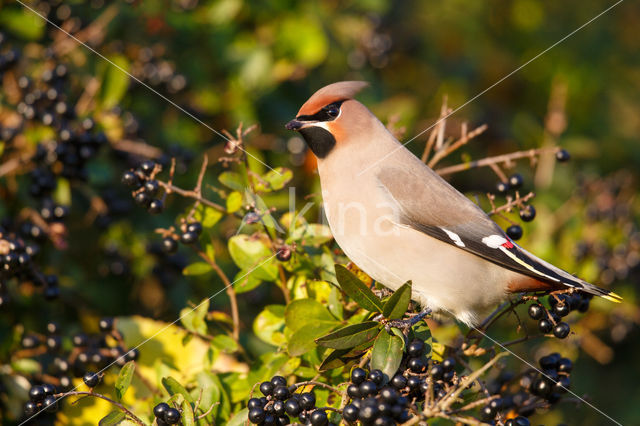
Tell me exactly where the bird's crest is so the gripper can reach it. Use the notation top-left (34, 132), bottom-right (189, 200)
top-left (296, 81), bottom-right (369, 117)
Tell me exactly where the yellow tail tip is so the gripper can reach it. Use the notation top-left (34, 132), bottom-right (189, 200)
top-left (601, 292), bottom-right (623, 303)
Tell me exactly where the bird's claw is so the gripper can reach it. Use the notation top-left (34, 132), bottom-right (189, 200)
top-left (384, 308), bottom-right (432, 332)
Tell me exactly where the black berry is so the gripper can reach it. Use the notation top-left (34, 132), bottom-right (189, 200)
top-left (509, 173), bottom-right (523, 189)
top-left (248, 408), bottom-right (265, 424)
top-left (519, 205), bottom-right (536, 222)
top-left (528, 303), bottom-right (544, 320)
top-left (506, 225), bottom-right (523, 240)
top-left (299, 392), bottom-right (316, 410)
top-left (538, 318), bottom-right (553, 333)
top-left (553, 322), bottom-right (570, 339)
top-left (556, 149), bottom-right (570, 162)
top-left (351, 367), bottom-right (367, 385)
top-left (164, 407), bottom-right (181, 424)
top-left (259, 381), bottom-right (274, 396)
top-left (162, 237), bottom-right (178, 254)
top-left (407, 339), bottom-right (424, 357)
top-left (496, 181), bottom-right (510, 193)
top-left (83, 371), bottom-right (100, 388)
top-left (29, 385), bottom-right (45, 402)
top-left (154, 402), bottom-right (170, 419)
top-left (310, 409), bottom-right (328, 426)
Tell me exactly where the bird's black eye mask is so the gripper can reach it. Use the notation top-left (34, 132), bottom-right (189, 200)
top-left (296, 100), bottom-right (345, 122)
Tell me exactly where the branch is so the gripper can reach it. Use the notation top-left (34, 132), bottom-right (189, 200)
top-left (436, 147), bottom-right (560, 176)
top-left (427, 124), bottom-right (488, 168)
top-left (53, 391), bottom-right (145, 425)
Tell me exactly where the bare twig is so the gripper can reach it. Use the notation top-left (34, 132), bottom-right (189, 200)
top-left (53, 391), bottom-right (145, 425)
top-left (428, 124), bottom-right (488, 168)
top-left (436, 147), bottom-right (560, 176)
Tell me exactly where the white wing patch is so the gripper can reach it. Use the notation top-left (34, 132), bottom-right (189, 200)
top-left (441, 228), bottom-right (465, 247)
top-left (482, 234), bottom-right (508, 248)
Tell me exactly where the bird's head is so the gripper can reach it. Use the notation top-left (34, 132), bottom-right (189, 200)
top-left (286, 81), bottom-right (370, 159)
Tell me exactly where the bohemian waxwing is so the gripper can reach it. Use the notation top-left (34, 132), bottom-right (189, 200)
top-left (285, 81), bottom-right (621, 326)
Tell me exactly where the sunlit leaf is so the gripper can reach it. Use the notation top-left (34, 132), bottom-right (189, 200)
top-left (211, 335), bottom-right (239, 353)
top-left (382, 281), bottom-right (411, 319)
top-left (370, 329), bottom-right (404, 380)
top-left (100, 55), bottom-right (130, 109)
top-left (315, 321), bottom-right (380, 349)
top-left (181, 398), bottom-right (195, 426)
top-left (180, 299), bottom-right (209, 336)
top-left (162, 376), bottom-right (194, 404)
top-left (228, 234), bottom-right (278, 281)
top-left (253, 305), bottom-right (286, 346)
top-left (193, 204), bottom-right (223, 228)
top-left (288, 322), bottom-right (338, 356)
top-left (182, 261), bottom-right (213, 276)
top-left (334, 264), bottom-right (383, 313)
top-left (114, 361), bottom-right (135, 401)
top-left (219, 171), bottom-right (245, 191)
top-left (284, 298), bottom-right (338, 333)
top-left (226, 191), bottom-right (243, 213)
top-left (98, 410), bottom-right (126, 426)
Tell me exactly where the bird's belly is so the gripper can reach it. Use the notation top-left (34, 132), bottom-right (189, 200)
top-left (323, 191), bottom-right (509, 325)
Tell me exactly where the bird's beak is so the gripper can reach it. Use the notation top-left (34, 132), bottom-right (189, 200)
top-left (285, 119), bottom-right (304, 131)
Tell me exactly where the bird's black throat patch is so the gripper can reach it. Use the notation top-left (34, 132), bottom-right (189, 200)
top-left (299, 126), bottom-right (336, 158)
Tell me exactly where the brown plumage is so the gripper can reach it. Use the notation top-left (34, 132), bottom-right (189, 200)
top-left (295, 81), bottom-right (369, 117)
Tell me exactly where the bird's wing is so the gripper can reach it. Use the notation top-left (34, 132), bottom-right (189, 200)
top-left (375, 165), bottom-right (620, 301)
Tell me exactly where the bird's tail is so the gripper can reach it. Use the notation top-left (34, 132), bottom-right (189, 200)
top-left (576, 280), bottom-right (623, 303)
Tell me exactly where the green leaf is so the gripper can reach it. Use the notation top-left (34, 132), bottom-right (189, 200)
top-left (288, 322), bottom-right (337, 356)
top-left (0, 9), bottom-right (45, 40)
top-left (162, 376), bottom-right (194, 404)
top-left (115, 361), bottom-right (135, 401)
top-left (194, 204), bottom-right (223, 228)
top-left (226, 191), bottom-right (243, 213)
top-left (255, 167), bottom-right (293, 191)
top-left (182, 261), bottom-right (213, 276)
top-left (315, 321), bottom-right (380, 349)
top-left (98, 410), bottom-right (126, 426)
top-left (334, 264), bottom-right (383, 313)
top-left (318, 348), bottom-right (352, 371)
top-left (370, 329), bottom-right (404, 379)
top-left (284, 298), bottom-right (338, 333)
top-left (382, 281), bottom-right (412, 319)
top-left (181, 398), bottom-right (195, 426)
top-left (253, 305), bottom-right (286, 346)
top-left (211, 334), bottom-right (239, 353)
top-left (228, 408), bottom-right (249, 426)
top-left (100, 55), bottom-right (130, 109)
top-left (219, 171), bottom-right (245, 191)
top-left (232, 269), bottom-right (263, 294)
top-left (290, 223), bottom-right (333, 246)
top-left (180, 299), bottom-right (209, 336)
top-left (228, 234), bottom-right (277, 281)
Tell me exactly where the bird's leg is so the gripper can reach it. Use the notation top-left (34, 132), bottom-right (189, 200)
top-left (384, 308), bottom-right (432, 333)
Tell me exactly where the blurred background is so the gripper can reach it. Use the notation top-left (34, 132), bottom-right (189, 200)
top-left (1, 0), bottom-right (639, 424)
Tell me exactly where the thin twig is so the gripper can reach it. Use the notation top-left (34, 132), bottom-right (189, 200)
top-left (53, 391), bottom-right (145, 425)
top-left (436, 147), bottom-right (560, 176)
top-left (196, 248), bottom-right (240, 341)
top-left (427, 124), bottom-right (488, 168)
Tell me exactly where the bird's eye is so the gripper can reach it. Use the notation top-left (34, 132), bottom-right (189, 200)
top-left (326, 106), bottom-right (340, 118)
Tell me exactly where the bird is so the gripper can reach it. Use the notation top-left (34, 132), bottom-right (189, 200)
top-left (285, 81), bottom-right (621, 326)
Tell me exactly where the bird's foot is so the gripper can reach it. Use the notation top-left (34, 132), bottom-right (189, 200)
top-left (384, 308), bottom-right (432, 332)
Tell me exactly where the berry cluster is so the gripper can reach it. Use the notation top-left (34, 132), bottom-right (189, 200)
top-left (0, 219), bottom-right (59, 304)
top-left (20, 317), bottom-right (139, 419)
top-left (248, 375), bottom-right (327, 425)
top-left (343, 340), bottom-right (459, 425)
top-left (527, 292), bottom-right (592, 338)
top-left (24, 383), bottom-right (58, 418)
top-left (153, 402), bottom-right (182, 425)
top-left (129, 45), bottom-right (188, 95)
top-left (343, 367), bottom-right (412, 425)
top-left (497, 149), bottom-right (570, 241)
top-left (523, 353), bottom-right (572, 404)
top-left (122, 160), bottom-right (165, 214)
